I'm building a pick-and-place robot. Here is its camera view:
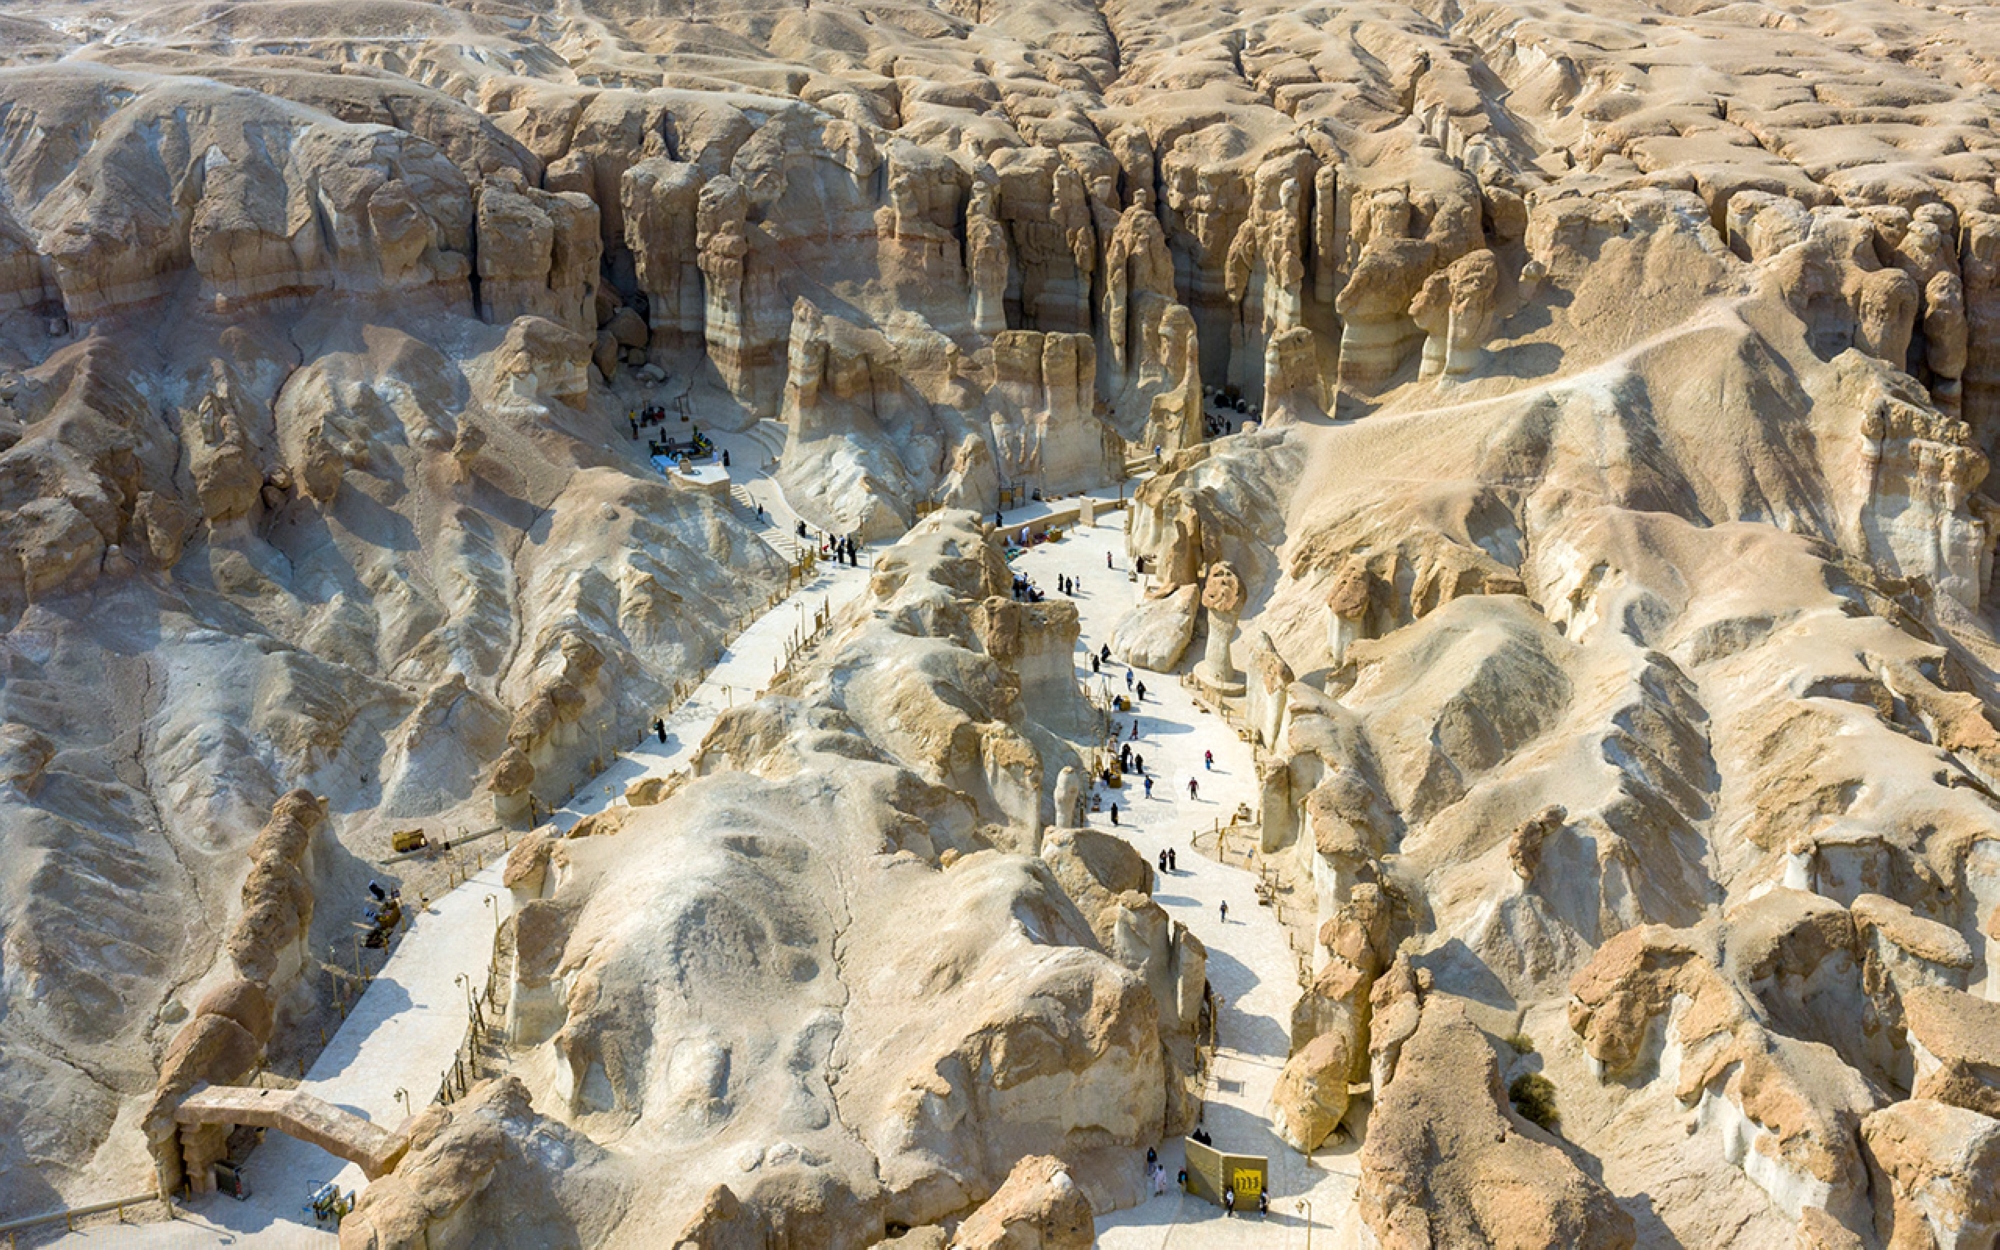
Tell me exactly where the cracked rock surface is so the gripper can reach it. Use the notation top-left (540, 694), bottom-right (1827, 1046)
top-left (7, 0), bottom-right (2000, 1245)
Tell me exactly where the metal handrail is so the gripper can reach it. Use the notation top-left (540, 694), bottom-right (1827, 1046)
top-left (0, 1193), bottom-right (180, 1238)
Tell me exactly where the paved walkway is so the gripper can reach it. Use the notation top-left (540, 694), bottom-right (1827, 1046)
top-left (49, 417), bottom-right (869, 1248)
top-left (51, 857), bottom-right (510, 1247)
top-left (56, 430), bottom-right (1357, 1246)
top-left (546, 553), bottom-right (869, 834)
top-left (1012, 520), bottom-right (1366, 1249)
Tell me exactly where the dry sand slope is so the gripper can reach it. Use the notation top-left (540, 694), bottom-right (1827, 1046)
top-left (4, 0), bottom-right (2000, 1244)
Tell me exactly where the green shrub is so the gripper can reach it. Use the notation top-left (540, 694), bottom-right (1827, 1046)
top-left (1508, 1072), bottom-right (1559, 1131)
top-left (1503, 1032), bottom-right (1537, 1055)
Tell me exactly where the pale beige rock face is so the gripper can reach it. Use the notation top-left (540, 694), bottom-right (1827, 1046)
top-left (9, 0), bottom-right (2000, 1242)
top-left (1270, 1029), bottom-right (1351, 1151)
top-left (951, 1154), bottom-right (1094, 1250)
top-left (475, 183), bottom-right (601, 338)
top-left (1860, 1100), bottom-right (2000, 1250)
top-left (1108, 583), bottom-right (1198, 670)
top-left (1360, 992), bottom-right (1636, 1247)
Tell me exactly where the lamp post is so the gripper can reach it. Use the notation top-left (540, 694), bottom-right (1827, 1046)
top-left (484, 893), bottom-right (499, 935)
top-left (455, 973), bottom-right (474, 1018)
top-left (394, 1088), bottom-right (411, 1120)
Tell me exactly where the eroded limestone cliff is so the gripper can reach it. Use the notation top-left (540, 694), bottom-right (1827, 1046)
top-left (5, 0), bottom-right (2000, 1245)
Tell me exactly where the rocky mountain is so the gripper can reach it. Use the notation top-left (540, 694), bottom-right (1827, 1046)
top-left (4, 0), bottom-right (2000, 1245)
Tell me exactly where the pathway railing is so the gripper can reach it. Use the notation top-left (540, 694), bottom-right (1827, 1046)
top-left (0, 1194), bottom-right (184, 1243)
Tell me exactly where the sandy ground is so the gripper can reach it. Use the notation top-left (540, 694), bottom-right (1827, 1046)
top-left (1013, 519), bottom-right (1367, 1249)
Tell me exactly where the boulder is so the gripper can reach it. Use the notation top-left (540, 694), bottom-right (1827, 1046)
top-left (951, 1155), bottom-right (1093, 1250)
top-left (1861, 1099), bottom-right (2000, 1249)
top-left (1362, 996), bottom-right (1635, 1248)
top-left (1108, 584), bottom-right (1198, 670)
top-left (1271, 1029), bottom-right (1352, 1150)
top-left (1904, 986), bottom-right (2000, 1117)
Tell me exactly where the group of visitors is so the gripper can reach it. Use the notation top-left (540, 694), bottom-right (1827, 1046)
top-left (794, 522), bottom-right (862, 566)
top-left (1143, 1136), bottom-right (1268, 1216)
top-left (1055, 539), bottom-right (1286, 1225)
top-left (628, 403), bottom-right (676, 439)
top-left (1118, 738), bottom-right (1145, 777)
top-left (1007, 524), bottom-right (1058, 550)
top-left (646, 425), bottom-right (711, 463)
top-left (1010, 573), bottom-right (1045, 601)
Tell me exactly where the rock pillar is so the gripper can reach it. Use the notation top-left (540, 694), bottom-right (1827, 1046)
top-left (1325, 559), bottom-right (1372, 675)
top-left (1196, 561), bottom-right (1246, 695)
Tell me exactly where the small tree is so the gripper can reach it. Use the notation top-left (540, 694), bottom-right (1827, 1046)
top-left (1508, 1072), bottom-right (1560, 1132)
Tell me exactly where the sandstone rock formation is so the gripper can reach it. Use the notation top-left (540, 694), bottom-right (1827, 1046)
top-left (1360, 985), bottom-right (1636, 1247)
top-left (457, 515), bottom-right (1178, 1238)
top-left (339, 1076), bottom-right (609, 1250)
top-left (7, 0), bottom-right (2000, 1244)
top-left (950, 1155), bottom-right (1094, 1250)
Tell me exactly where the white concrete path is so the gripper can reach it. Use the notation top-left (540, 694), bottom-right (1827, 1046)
top-left (51, 859), bottom-right (510, 1247)
top-left (58, 429), bottom-right (1353, 1247)
top-left (1012, 520), bottom-right (1365, 1249)
top-left (546, 553), bottom-right (870, 833)
top-left (49, 415), bottom-right (871, 1248)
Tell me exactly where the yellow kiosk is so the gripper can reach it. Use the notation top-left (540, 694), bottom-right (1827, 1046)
top-left (1183, 1137), bottom-right (1267, 1209)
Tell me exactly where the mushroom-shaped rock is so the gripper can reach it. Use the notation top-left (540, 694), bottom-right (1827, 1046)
top-left (1196, 561), bottom-right (1247, 693)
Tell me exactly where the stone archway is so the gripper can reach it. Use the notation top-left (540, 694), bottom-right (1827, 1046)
top-left (174, 1086), bottom-right (410, 1194)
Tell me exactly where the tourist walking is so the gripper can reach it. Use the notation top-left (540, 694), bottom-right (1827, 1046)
top-left (1144, 776), bottom-right (1154, 798)
top-left (1091, 654), bottom-right (1101, 675)
top-left (1126, 669), bottom-right (1134, 691)
top-left (1167, 848), bottom-right (1176, 870)
top-left (1136, 680), bottom-right (1147, 701)
top-left (1204, 749), bottom-right (1213, 770)
top-left (1110, 802), bottom-right (1120, 826)
top-left (1188, 777), bottom-right (1199, 800)
top-left (1134, 752), bottom-right (1144, 773)
top-left (1106, 551), bottom-right (1112, 569)
top-left (654, 718), bottom-right (667, 744)
top-left (1220, 900), bottom-right (1228, 923)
